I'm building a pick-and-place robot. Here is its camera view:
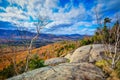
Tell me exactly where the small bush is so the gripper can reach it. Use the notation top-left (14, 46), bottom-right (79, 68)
top-left (95, 60), bottom-right (120, 79)
top-left (80, 37), bottom-right (93, 46)
top-left (0, 64), bottom-right (14, 79)
top-left (28, 54), bottom-right (46, 70)
top-left (95, 60), bottom-right (108, 68)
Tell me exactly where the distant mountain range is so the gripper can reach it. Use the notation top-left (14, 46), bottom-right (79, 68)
top-left (0, 29), bottom-right (89, 42)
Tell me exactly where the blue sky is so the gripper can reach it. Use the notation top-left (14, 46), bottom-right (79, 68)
top-left (0, 0), bottom-right (120, 35)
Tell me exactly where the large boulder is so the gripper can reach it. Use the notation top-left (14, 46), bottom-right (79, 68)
top-left (70, 44), bottom-right (113, 63)
top-left (8, 62), bottom-right (105, 80)
top-left (70, 45), bottom-right (92, 62)
top-left (44, 57), bottom-right (69, 66)
top-left (89, 44), bottom-right (106, 63)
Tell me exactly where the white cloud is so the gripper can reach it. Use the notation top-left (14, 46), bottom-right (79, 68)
top-left (0, 0), bottom-right (119, 35)
top-left (45, 26), bottom-right (95, 35)
top-left (73, 22), bottom-right (92, 27)
top-left (45, 0), bottom-right (59, 8)
top-left (0, 6), bottom-right (29, 26)
top-left (45, 21), bottom-right (72, 28)
top-left (51, 4), bottom-right (86, 22)
top-left (0, 0), bottom-right (86, 28)
top-left (8, 0), bottom-right (28, 9)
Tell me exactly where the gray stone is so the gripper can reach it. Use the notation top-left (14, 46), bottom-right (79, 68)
top-left (8, 62), bottom-right (105, 80)
top-left (44, 57), bottom-right (69, 66)
top-left (70, 44), bottom-right (113, 63)
top-left (70, 45), bottom-right (92, 62)
top-left (89, 44), bottom-right (105, 63)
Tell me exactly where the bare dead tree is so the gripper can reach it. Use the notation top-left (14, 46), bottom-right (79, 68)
top-left (24, 15), bottom-right (49, 71)
top-left (111, 16), bottom-right (120, 69)
top-left (94, 7), bottom-right (105, 44)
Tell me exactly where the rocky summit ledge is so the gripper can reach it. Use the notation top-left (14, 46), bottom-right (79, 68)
top-left (8, 44), bottom-right (111, 80)
top-left (7, 62), bottom-right (105, 80)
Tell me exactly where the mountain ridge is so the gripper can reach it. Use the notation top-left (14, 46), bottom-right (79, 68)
top-left (0, 29), bottom-right (89, 41)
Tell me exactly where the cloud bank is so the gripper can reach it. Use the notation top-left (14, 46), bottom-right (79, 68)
top-left (0, 0), bottom-right (119, 35)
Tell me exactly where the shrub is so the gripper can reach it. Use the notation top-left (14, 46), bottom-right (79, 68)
top-left (0, 64), bottom-right (14, 79)
top-left (95, 60), bottom-right (108, 68)
top-left (80, 38), bottom-right (93, 46)
top-left (95, 60), bottom-right (120, 79)
top-left (28, 54), bottom-right (46, 70)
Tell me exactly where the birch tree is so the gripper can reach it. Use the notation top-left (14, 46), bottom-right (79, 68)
top-left (94, 8), bottom-right (120, 69)
top-left (24, 15), bottom-right (49, 71)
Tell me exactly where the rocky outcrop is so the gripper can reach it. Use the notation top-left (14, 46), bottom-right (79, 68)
top-left (89, 44), bottom-right (106, 63)
top-left (8, 63), bottom-right (105, 80)
top-left (68, 44), bottom-right (113, 63)
top-left (8, 44), bottom-right (110, 80)
top-left (44, 57), bottom-right (69, 66)
top-left (69, 45), bottom-right (92, 62)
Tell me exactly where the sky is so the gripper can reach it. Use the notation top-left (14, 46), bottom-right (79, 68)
top-left (0, 0), bottom-right (120, 35)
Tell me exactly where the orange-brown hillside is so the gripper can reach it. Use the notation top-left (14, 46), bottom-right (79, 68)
top-left (0, 40), bottom-right (81, 70)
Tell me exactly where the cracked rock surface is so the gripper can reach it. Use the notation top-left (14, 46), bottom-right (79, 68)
top-left (8, 63), bottom-right (105, 80)
top-left (69, 44), bottom-right (113, 63)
